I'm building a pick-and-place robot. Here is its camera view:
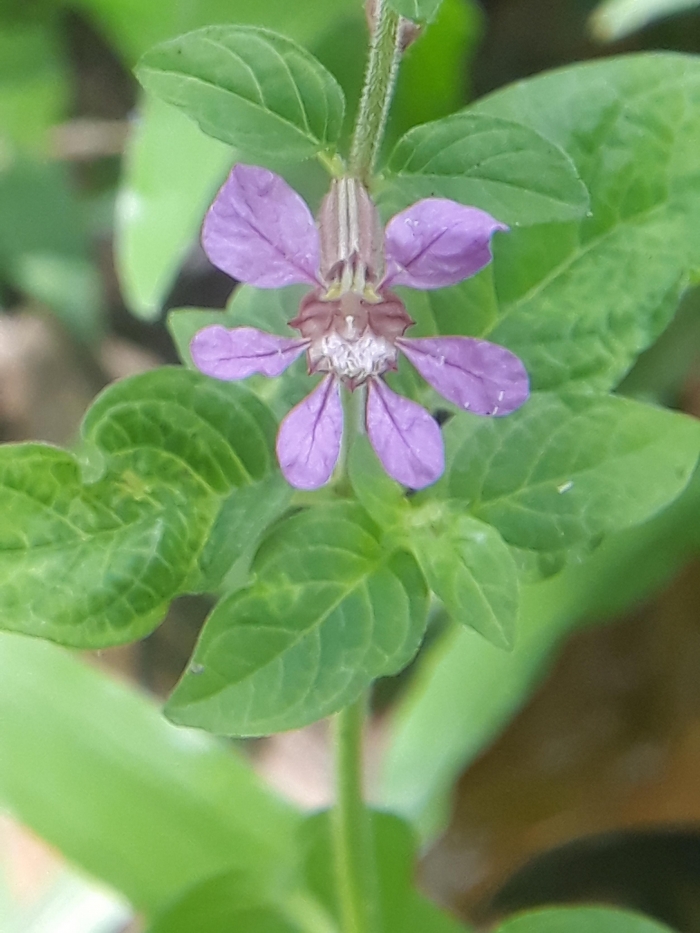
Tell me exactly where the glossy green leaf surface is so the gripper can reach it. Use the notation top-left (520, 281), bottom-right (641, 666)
top-left (495, 907), bottom-right (674, 933)
top-left (442, 392), bottom-right (700, 551)
top-left (136, 26), bottom-right (345, 161)
top-left (469, 54), bottom-right (700, 392)
top-left (409, 509), bottom-right (519, 648)
top-left (0, 368), bottom-right (278, 647)
top-left (167, 503), bottom-right (429, 736)
top-left (382, 112), bottom-right (589, 226)
top-left (0, 632), bottom-right (299, 914)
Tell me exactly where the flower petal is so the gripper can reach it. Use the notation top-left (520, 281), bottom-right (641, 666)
top-left (202, 164), bottom-right (320, 288)
top-left (366, 379), bottom-right (444, 489)
top-left (397, 336), bottom-right (529, 415)
top-left (383, 198), bottom-right (507, 290)
top-left (191, 326), bottom-right (307, 379)
top-left (276, 376), bottom-right (343, 490)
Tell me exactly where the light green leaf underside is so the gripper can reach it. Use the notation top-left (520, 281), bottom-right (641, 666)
top-left (443, 392), bottom-right (700, 551)
top-left (167, 503), bottom-right (429, 736)
top-left (136, 25), bottom-right (345, 161)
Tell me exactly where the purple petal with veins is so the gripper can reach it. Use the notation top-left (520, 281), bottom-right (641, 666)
top-left (383, 198), bottom-right (508, 290)
top-left (276, 376), bottom-right (343, 490)
top-left (191, 326), bottom-right (307, 380)
top-left (202, 164), bottom-right (320, 288)
top-left (366, 379), bottom-right (444, 489)
top-left (397, 336), bottom-right (529, 416)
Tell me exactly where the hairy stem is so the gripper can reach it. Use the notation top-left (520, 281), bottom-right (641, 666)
top-left (349, 0), bottom-right (402, 184)
top-left (332, 696), bottom-right (378, 933)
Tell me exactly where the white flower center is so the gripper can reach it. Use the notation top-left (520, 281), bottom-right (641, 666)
top-left (311, 330), bottom-right (397, 382)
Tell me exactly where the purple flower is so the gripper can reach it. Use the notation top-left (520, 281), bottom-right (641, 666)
top-left (191, 165), bottom-right (529, 491)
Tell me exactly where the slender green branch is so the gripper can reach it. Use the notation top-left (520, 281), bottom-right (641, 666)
top-left (332, 696), bottom-right (378, 933)
top-left (349, 0), bottom-right (402, 184)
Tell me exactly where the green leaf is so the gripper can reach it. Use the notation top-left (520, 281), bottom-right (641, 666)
top-left (469, 54), bottom-right (700, 392)
top-left (590, 0), bottom-right (700, 41)
top-left (72, 0), bottom-right (360, 63)
top-left (115, 97), bottom-right (232, 321)
top-left (387, 0), bottom-right (445, 24)
top-left (82, 367), bottom-right (277, 496)
top-left (495, 907), bottom-right (674, 933)
top-left (0, 632), bottom-right (299, 914)
top-left (301, 811), bottom-right (472, 932)
top-left (146, 872), bottom-right (302, 933)
top-left (348, 435), bottom-right (408, 529)
top-left (196, 473), bottom-right (293, 593)
top-left (0, 18), bottom-right (69, 150)
top-left (408, 507), bottom-right (519, 649)
top-left (381, 112), bottom-right (589, 227)
top-left (442, 392), bottom-right (700, 551)
top-left (390, 0), bottom-right (483, 135)
top-left (136, 26), bottom-right (345, 161)
top-left (167, 503), bottom-right (429, 736)
top-left (0, 160), bottom-right (103, 340)
top-left (0, 369), bottom-right (279, 647)
top-left (0, 445), bottom-right (198, 647)
top-left (381, 465), bottom-right (700, 840)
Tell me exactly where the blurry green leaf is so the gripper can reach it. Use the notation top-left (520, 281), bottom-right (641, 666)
top-left (136, 27), bottom-right (345, 162)
top-left (495, 907), bottom-right (674, 933)
top-left (390, 0), bottom-right (483, 135)
top-left (471, 54), bottom-right (700, 392)
top-left (0, 19), bottom-right (68, 150)
top-left (0, 161), bottom-right (103, 339)
top-left (590, 0), bottom-right (700, 40)
top-left (0, 632), bottom-right (299, 914)
top-left (72, 0), bottom-right (359, 63)
top-left (301, 811), bottom-right (472, 932)
top-left (167, 503), bottom-right (429, 736)
top-left (146, 872), bottom-right (302, 933)
top-left (409, 509), bottom-right (519, 648)
top-left (387, 0), bottom-right (445, 24)
top-left (115, 98), bottom-right (232, 320)
top-left (442, 392), bottom-right (700, 551)
top-left (381, 464), bottom-right (700, 839)
top-left (382, 113), bottom-right (589, 226)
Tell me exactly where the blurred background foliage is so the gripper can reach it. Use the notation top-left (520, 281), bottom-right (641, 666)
top-left (1, 0), bottom-right (700, 931)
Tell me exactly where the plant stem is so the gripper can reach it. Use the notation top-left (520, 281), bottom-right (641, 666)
top-left (349, 0), bottom-right (402, 184)
top-left (332, 696), bottom-right (378, 933)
